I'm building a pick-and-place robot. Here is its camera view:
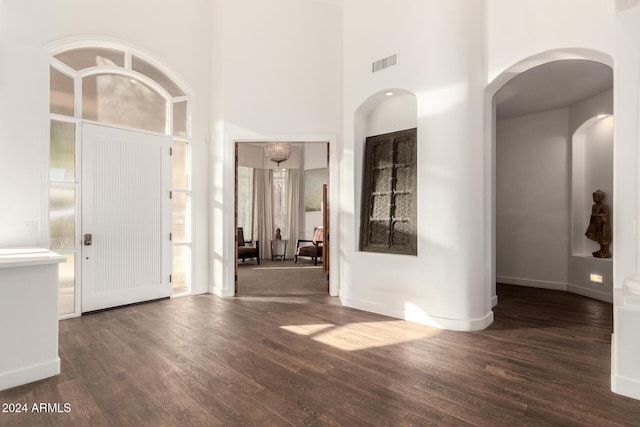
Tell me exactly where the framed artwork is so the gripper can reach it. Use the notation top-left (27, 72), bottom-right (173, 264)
top-left (360, 128), bottom-right (417, 255)
top-left (304, 168), bottom-right (327, 212)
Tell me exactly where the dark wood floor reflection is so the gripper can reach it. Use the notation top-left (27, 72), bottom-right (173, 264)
top-left (2, 274), bottom-right (640, 426)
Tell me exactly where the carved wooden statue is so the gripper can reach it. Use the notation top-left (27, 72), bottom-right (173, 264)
top-left (585, 189), bottom-right (611, 258)
top-left (275, 228), bottom-right (282, 240)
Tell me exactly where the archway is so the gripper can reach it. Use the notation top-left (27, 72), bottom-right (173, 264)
top-left (484, 48), bottom-right (614, 307)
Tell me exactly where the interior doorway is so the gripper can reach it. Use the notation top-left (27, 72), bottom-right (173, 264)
top-left (234, 141), bottom-right (330, 296)
top-left (489, 53), bottom-right (614, 305)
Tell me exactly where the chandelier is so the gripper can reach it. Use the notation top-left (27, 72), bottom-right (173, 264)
top-left (264, 142), bottom-right (292, 166)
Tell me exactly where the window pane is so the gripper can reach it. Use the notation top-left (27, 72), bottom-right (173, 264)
top-left (50, 67), bottom-right (74, 116)
top-left (238, 167), bottom-right (253, 236)
top-left (132, 56), bottom-right (184, 97)
top-left (172, 245), bottom-right (190, 295)
top-left (58, 253), bottom-right (75, 316)
top-left (54, 48), bottom-right (124, 70)
top-left (173, 101), bottom-right (187, 137)
top-left (273, 169), bottom-right (288, 238)
top-left (172, 193), bottom-right (190, 243)
top-left (50, 187), bottom-right (75, 249)
top-left (50, 120), bottom-right (76, 182)
top-left (173, 141), bottom-right (189, 189)
top-left (82, 74), bottom-right (167, 133)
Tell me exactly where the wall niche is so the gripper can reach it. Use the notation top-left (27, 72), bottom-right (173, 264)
top-left (568, 112), bottom-right (614, 303)
top-left (354, 89), bottom-right (418, 255)
top-left (571, 115), bottom-right (614, 257)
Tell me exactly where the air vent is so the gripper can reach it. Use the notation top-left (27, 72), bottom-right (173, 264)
top-left (372, 54), bottom-right (397, 73)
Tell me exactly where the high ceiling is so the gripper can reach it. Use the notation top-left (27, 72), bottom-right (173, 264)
top-left (495, 60), bottom-right (613, 120)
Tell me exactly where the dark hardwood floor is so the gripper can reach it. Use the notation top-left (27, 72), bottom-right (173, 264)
top-left (2, 265), bottom-right (640, 426)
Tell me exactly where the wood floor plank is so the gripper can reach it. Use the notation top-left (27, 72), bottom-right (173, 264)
top-left (3, 264), bottom-right (640, 426)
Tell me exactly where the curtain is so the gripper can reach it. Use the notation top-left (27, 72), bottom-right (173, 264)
top-left (286, 169), bottom-right (301, 259)
top-left (253, 169), bottom-right (273, 259)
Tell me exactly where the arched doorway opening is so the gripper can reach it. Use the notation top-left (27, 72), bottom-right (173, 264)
top-left (484, 49), bottom-right (614, 307)
top-left (485, 47), bottom-right (616, 397)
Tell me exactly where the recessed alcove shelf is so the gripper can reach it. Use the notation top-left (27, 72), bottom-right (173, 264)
top-left (571, 114), bottom-right (613, 258)
top-left (569, 113), bottom-right (613, 303)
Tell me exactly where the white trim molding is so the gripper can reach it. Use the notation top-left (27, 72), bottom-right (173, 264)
top-left (340, 296), bottom-right (494, 332)
top-left (496, 276), bottom-right (567, 291)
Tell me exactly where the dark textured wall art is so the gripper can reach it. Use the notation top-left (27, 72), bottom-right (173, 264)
top-left (360, 128), bottom-right (417, 255)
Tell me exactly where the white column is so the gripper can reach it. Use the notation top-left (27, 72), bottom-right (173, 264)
top-left (612, 2), bottom-right (640, 400)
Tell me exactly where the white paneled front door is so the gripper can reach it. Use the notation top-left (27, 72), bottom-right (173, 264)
top-left (81, 124), bottom-right (172, 312)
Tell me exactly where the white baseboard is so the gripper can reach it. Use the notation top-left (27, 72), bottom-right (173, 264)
top-left (612, 373), bottom-right (640, 400)
top-left (0, 358), bottom-right (60, 392)
top-left (340, 296), bottom-right (494, 331)
top-left (491, 295), bottom-right (498, 307)
top-left (567, 284), bottom-right (613, 303)
top-left (497, 276), bottom-right (567, 291)
top-left (497, 276), bottom-right (613, 303)
top-left (210, 284), bottom-right (234, 297)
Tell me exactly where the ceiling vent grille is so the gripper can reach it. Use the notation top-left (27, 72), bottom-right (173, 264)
top-left (372, 54), bottom-right (397, 73)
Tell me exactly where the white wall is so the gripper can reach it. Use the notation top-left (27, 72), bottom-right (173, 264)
top-left (569, 89), bottom-right (614, 135)
top-left (570, 90), bottom-right (614, 260)
top-left (212, 0), bottom-right (342, 296)
top-left (483, 3), bottom-right (617, 307)
top-left (364, 93), bottom-right (417, 137)
top-left (495, 96), bottom-right (614, 302)
top-left (485, 0), bottom-right (640, 398)
top-left (0, 0), bottom-right (213, 293)
top-left (342, 1), bottom-right (490, 331)
top-left (569, 114), bottom-right (614, 303)
top-left (220, 0), bottom-right (342, 135)
top-left (613, 3), bottom-right (640, 400)
top-left (496, 108), bottom-right (570, 289)
top-left (485, 0), bottom-right (616, 83)
top-left (302, 143), bottom-right (328, 240)
top-left (573, 117), bottom-right (614, 256)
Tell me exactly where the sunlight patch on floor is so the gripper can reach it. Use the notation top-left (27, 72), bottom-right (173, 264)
top-left (252, 266), bottom-right (322, 270)
top-left (281, 320), bottom-right (441, 351)
top-left (235, 296), bottom-right (312, 304)
top-left (280, 324), bottom-right (335, 335)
